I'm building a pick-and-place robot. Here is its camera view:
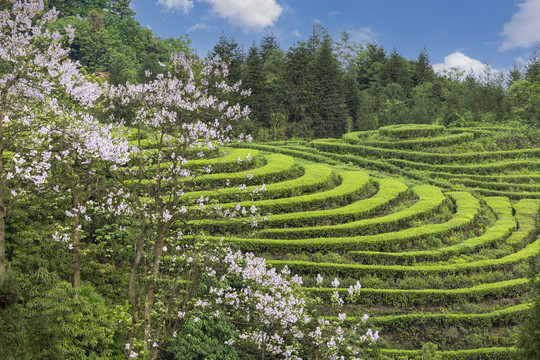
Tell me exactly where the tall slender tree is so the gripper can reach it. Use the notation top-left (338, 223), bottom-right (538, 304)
top-left (260, 33), bottom-right (280, 63)
top-left (312, 39), bottom-right (348, 137)
top-left (0, 1), bottom-right (102, 280)
top-left (209, 33), bottom-right (244, 84)
top-left (283, 42), bottom-right (316, 137)
top-left (243, 42), bottom-right (268, 127)
top-left (343, 68), bottom-right (362, 129)
top-left (380, 47), bottom-right (412, 94)
top-left (355, 41), bottom-right (386, 90)
top-left (413, 46), bottom-right (435, 86)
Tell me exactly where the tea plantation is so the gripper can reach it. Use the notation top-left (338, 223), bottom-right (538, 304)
top-left (175, 124), bottom-right (540, 359)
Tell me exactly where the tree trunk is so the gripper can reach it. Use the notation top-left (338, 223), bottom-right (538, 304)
top-left (0, 210), bottom-right (5, 281)
top-left (69, 181), bottom-right (81, 290)
top-left (128, 226), bottom-right (147, 342)
top-left (0, 108), bottom-right (5, 280)
top-left (72, 212), bottom-right (81, 289)
top-left (144, 223), bottom-right (167, 353)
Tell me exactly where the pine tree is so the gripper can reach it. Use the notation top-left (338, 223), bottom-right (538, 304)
top-left (312, 39), bottom-right (348, 138)
top-left (507, 64), bottom-right (523, 87)
top-left (307, 23), bottom-right (330, 55)
top-left (343, 69), bottom-right (361, 129)
top-left (413, 47), bottom-right (435, 86)
top-left (283, 42), bottom-right (317, 137)
top-left (260, 33), bottom-right (280, 63)
top-left (209, 33), bottom-right (244, 84)
top-left (380, 47), bottom-right (412, 94)
top-left (243, 42), bottom-right (268, 127)
top-left (355, 41), bottom-right (386, 90)
top-left (525, 45), bottom-right (540, 83)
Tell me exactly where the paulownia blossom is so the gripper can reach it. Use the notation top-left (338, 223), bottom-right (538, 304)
top-left (0, 0), bottom-right (117, 279)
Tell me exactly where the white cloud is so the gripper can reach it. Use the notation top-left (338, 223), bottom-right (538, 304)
top-left (515, 56), bottom-right (528, 66)
top-left (291, 30), bottom-right (301, 38)
top-left (157, 0), bottom-right (194, 14)
top-left (500, 0), bottom-right (540, 51)
top-left (188, 23), bottom-right (213, 32)
top-left (200, 0), bottom-right (283, 32)
top-left (328, 11), bottom-right (339, 18)
top-left (432, 52), bottom-right (487, 78)
top-left (349, 27), bottom-right (376, 43)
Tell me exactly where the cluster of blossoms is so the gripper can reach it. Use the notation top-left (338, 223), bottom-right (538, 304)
top-left (107, 53), bottom-right (251, 152)
top-left (168, 245), bottom-right (378, 360)
top-left (0, 0), bottom-right (133, 258)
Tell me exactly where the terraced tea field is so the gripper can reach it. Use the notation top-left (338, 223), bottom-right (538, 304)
top-left (145, 124), bottom-right (539, 359)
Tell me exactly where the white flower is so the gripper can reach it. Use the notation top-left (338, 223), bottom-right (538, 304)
top-left (327, 338), bottom-right (336, 349)
top-left (292, 274), bottom-right (303, 285)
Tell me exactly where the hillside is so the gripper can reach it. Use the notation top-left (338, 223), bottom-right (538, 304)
top-left (1, 1), bottom-right (539, 359)
top-left (201, 124), bottom-right (539, 358)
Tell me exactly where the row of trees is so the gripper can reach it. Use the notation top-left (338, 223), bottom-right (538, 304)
top-left (43, 0), bottom-right (191, 84)
top-left (209, 28), bottom-right (540, 140)
top-left (33, 1), bottom-right (540, 140)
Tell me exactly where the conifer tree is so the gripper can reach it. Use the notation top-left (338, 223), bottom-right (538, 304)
top-left (507, 64), bottom-right (523, 87)
top-left (283, 42), bottom-right (316, 137)
top-left (209, 33), bottom-right (244, 84)
top-left (260, 33), bottom-right (280, 63)
top-left (243, 42), bottom-right (268, 127)
top-left (413, 46), bottom-right (435, 86)
top-left (343, 69), bottom-right (362, 129)
top-left (312, 39), bottom-right (348, 138)
top-left (525, 45), bottom-right (540, 83)
top-left (356, 41), bottom-right (386, 90)
top-left (380, 47), bottom-right (412, 94)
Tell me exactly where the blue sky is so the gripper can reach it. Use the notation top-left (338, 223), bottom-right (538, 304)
top-left (130, 0), bottom-right (540, 76)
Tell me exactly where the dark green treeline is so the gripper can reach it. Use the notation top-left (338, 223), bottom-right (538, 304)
top-left (45, 1), bottom-right (540, 139)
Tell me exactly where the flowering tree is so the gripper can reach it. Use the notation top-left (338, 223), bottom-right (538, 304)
top-left (106, 52), bottom-right (255, 358)
top-left (45, 110), bottom-right (130, 288)
top-left (141, 242), bottom-right (379, 360)
top-left (0, 0), bottom-right (104, 279)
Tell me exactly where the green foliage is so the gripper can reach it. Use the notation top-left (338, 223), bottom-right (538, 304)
top-left (379, 124), bottom-right (445, 139)
top-left (517, 263), bottom-right (540, 360)
top-left (165, 313), bottom-right (245, 360)
top-left (415, 343), bottom-right (442, 360)
top-left (0, 269), bottom-right (121, 360)
top-left (259, 185), bottom-right (445, 239)
top-left (311, 38), bottom-right (348, 138)
top-left (5, 2), bottom-right (540, 359)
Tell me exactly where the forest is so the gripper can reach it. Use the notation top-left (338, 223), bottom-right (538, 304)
top-left (0, 1), bottom-right (539, 360)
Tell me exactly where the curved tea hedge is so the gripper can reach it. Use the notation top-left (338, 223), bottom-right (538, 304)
top-left (378, 124), bottom-right (446, 139)
top-left (127, 127), bottom-right (539, 359)
top-left (305, 125), bottom-right (540, 200)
